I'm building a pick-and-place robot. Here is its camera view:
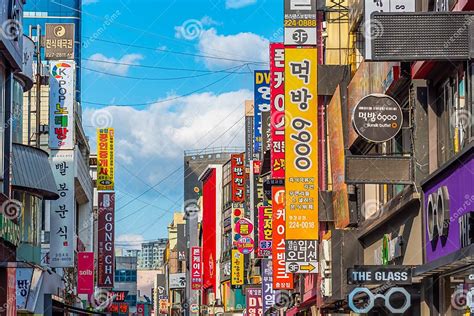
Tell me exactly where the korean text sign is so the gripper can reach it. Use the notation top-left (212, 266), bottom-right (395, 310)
top-left (77, 252), bottom-right (94, 294)
top-left (258, 206), bottom-right (272, 257)
top-left (231, 249), bottom-right (244, 286)
top-left (254, 70), bottom-right (271, 155)
top-left (50, 150), bottom-right (75, 267)
top-left (262, 259), bottom-right (276, 313)
top-left (98, 192), bottom-right (115, 288)
top-left (49, 61), bottom-right (75, 149)
top-left (191, 247), bottom-right (202, 290)
top-left (270, 43), bottom-right (285, 179)
top-left (246, 287), bottom-right (263, 316)
top-left (97, 128), bottom-right (115, 191)
top-left (284, 47), bottom-right (319, 240)
top-left (231, 153), bottom-right (245, 202)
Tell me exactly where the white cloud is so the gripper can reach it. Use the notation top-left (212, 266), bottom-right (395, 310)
top-left (82, 0), bottom-right (99, 5)
top-left (116, 234), bottom-right (144, 251)
top-left (226, 0), bottom-right (257, 9)
top-left (85, 53), bottom-right (143, 75)
top-left (198, 28), bottom-right (269, 69)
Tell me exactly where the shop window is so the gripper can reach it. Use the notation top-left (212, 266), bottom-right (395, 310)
top-left (440, 268), bottom-right (474, 315)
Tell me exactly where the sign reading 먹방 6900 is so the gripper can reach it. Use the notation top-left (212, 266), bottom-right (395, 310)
top-left (284, 48), bottom-right (318, 256)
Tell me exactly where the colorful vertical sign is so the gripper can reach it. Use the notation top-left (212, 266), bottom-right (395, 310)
top-left (202, 169), bottom-right (217, 293)
top-left (231, 153), bottom-right (245, 202)
top-left (262, 259), bottom-right (275, 314)
top-left (97, 192), bottom-right (115, 288)
top-left (258, 206), bottom-right (272, 257)
top-left (50, 150), bottom-right (75, 267)
top-left (254, 70), bottom-right (271, 156)
top-left (231, 249), bottom-right (244, 286)
top-left (272, 187), bottom-right (293, 289)
top-left (137, 304), bottom-right (145, 316)
top-left (49, 61), bottom-right (75, 149)
top-left (246, 287), bottom-right (263, 316)
top-left (270, 43), bottom-right (285, 179)
top-left (16, 268), bottom-right (33, 310)
top-left (191, 247), bottom-right (202, 290)
top-left (284, 47), bottom-right (319, 272)
top-left (77, 252), bottom-right (94, 294)
top-left (328, 86), bottom-right (350, 228)
top-left (97, 128), bottom-right (115, 191)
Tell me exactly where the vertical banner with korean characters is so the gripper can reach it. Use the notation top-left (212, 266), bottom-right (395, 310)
top-left (98, 192), bottom-right (115, 288)
top-left (231, 153), bottom-right (245, 203)
top-left (284, 47), bottom-right (318, 274)
top-left (191, 247), bottom-right (202, 290)
top-left (97, 128), bottom-right (115, 191)
top-left (254, 70), bottom-right (271, 157)
top-left (246, 287), bottom-right (263, 316)
top-left (258, 206), bottom-right (272, 257)
top-left (49, 61), bottom-right (75, 149)
top-left (272, 187), bottom-right (293, 289)
top-left (270, 43), bottom-right (285, 179)
top-left (262, 259), bottom-right (276, 314)
top-left (50, 150), bottom-right (75, 267)
top-left (231, 249), bottom-right (244, 286)
top-left (77, 252), bottom-right (94, 295)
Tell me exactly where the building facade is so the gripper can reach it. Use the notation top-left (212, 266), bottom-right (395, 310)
top-left (138, 239), bottom-right (168, 269)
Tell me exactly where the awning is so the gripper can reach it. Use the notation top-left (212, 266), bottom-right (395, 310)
top-left (12, 143), bottom-right (59, 200)
top-left (414, 244), bottom-right (474, 278)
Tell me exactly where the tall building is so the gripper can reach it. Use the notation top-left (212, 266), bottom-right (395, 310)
top-left (114, 255), bottom-right (138, 314)
top-left (138, 239), bottom-right (168, 269)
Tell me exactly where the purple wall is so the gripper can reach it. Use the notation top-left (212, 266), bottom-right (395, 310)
top-left (424, 154), bottom-right (474, 263)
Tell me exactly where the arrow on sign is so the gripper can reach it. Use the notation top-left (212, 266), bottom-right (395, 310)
top-left (300, 263), bottom-right (316, 272)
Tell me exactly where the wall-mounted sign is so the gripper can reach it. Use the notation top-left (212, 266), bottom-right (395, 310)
top-left (235, 236), bottom-right (255, 255)
top-left (270, 43), bottom-right (285, 179)
top-left (347, 266), bottom-right (413, 285)
top-left (352, 94), bottom-right (403, 143)
top-left (262, 259), bottom-right (275, 314)
top-left (246, 287), bottom-right (263, 316)
top-left (97, 192), bottom-right (115, 288)
top-left (254, 71), bottom-right (271, 156)
top-left (77, 252), bottom-right (94, 294)
top-left (245, 100), bottom-right (254, 166)
top-left (426, 186), bottom-right (450, 242)
top-left (258, 206), bottom-right (272, 257)
top-left (235, 218), bottom-right (254, 237)
top-left (16, 268), bottom-right (33, 310)
top-left (191, 247), bottom-right (202, 290)
top-left (45, 23), bottom-right (75, 60)
top-left (348, 287), bottom-right (411, 314)
top-left (97, 128), bottom-right (115, 191)
top-left (169, 273), bottom-right (186, 289)
top-left (231, 154), bottom-right (245, 202)
top-left (285, 239), bottom-right (318, 274)
top-left (231, 249), bottom-right (244, 286)
top-left (263, 178), bottom-right (284, 200)
top-left (284, 0), bottom-right (317, 45)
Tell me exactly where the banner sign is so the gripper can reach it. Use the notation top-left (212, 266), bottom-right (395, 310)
top-left (347, 266), bottom-right (413, 285)
top-left (284, 0), bottom-right (317, 45)
top-left (45, 23), bottom-right (75, 60)
top-left (49, 61), bottom-right (75, 149)
top-left (258, 206), bottom-right (272, 257)
top-left (50, 150), bottom-right (75, 267)
top-left (77, 252), bottom-right (94, 294)
top-left (285, 240), bottom-right (318, 273)
top-left (245, 100), bottom-right (254, 166)
top-left (169, 273), bottom-right (186, 289)
top-left (270, 43), bottom-right (285, 179)
top-left (177, 224), bottom-right (186, 261)
top-left (137, 304), bottom-right (145, 316)
top-left (97, 128), bottom-right (115, 191)
top-left (284, 47), bottom-right (319, 240)
top-left (231, 154), bottom-right (245, 202)
top-left (16, 268), bottom-right (33, 310)
top-left (191, 247), bottom-right (202, 290)
top-left (254, 70), bottom-right (271, 155)
top-left (246, 287), bottom-right (263, 316)
top-left (159, 296), bottom-right (169, 314)
top-left (98, 192), bottom-right (115, 288)
top-left (232, 204), bottom-right (244, 245)
top-left (272, 187), bottom-right (293, 289)
top-left (262, 259), bottom-right (275, 313)
top-left (231, 249), bottom-right (244, 286)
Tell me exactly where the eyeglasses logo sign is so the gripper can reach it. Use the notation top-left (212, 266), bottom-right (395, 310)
top-left (348, 287), bottom-right (411, 314)
top-left (426, 186), bottom-right (450, 242)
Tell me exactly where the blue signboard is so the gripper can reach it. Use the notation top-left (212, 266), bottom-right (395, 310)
top-left (254, 70), bottom-right (270, 156)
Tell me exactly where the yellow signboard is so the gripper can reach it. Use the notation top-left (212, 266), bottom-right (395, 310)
top-left (231, 249), bottom-right (244, 285)
top-left (97, 128), bottom-right (115, 191)
top-left (284, 48), bottom-right (318, 240)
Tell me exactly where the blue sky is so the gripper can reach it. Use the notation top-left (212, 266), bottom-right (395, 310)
top-left (81, 0), bottom-right (282, 248)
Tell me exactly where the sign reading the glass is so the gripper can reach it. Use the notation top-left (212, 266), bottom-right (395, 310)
top-left (284, 0), bottom-right (317, 45)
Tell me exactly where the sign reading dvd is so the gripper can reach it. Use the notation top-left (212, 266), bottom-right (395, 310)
top-left (284, 0), bottom-right (317, 45)
top-left (352, 94), bottom-right (403, 143)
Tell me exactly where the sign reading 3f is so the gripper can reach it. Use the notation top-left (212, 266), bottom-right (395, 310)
top-left (284, 0), bottom-right (317, 45)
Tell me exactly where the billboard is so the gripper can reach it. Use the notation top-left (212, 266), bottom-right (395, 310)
top-left (49, 61), bottom-right (75, 149)
top-left (169, 273), bottom-right (186, 289)
top-left (254, 70), bottom-right (271, 156)
top-left (258, 206), bottom-right (272, 257)
top-left (270, 43), bottom-right (285, 179)
top-left (284, 0), bottom-right (317, 45)
top-left (272, 187), bottom-right (293, 289)
top-left (246, 287), bottom-right (263, 316)
top-left (50, 150), bottom-right (75, 267)
top-left (45, 23), bottom-right (75, 60)
top-left (77, 252), bottom-right (94, 294)
top-left (327, 86), bottom-right (350, 228)
top-left (231, 153), bottom-right (245, 202)
top-left (284, 47), bottom-right (319, 244)
top-left (262, 259), bottom-right (275, 314)
top-left (202, 169), bottom-right (217, 292)
top-left (231, 249), bottom-right (244, 286)
top-left (97, 128), bottom-right (115, 191)
top-left (97, 192), bottom-right (115, 287)
top-left (191, 247), bottom-right (202, 290)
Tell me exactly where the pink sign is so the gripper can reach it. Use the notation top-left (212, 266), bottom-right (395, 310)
top-left (270, 43), bottom-right (285, 179)
top-left (191, 247), bottom-right (202, 290)
top-left (258, 206), bottom-right (272, 257)
top-left (78, 252), bottom-right (94, 294)
top-left (235, 236), bottom-right (255, 254)
top-left (246, 287), bottom-right (262, 316)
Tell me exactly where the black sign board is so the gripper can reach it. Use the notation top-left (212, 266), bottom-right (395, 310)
top-left (45, 23), bottom-right (75, 60)
top-left (347, 266), bottom-right (413, 285)
top-left (263, 178), bottom-right (285, 200)
top-left (352, 94), bottom-right (403, 143)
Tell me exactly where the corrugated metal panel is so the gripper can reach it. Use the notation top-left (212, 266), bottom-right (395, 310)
top-left (12, 143), bottom-right (59, 199)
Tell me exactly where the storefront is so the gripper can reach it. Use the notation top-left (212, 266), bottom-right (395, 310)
top-left (415, 143), bottom-right (474, 315)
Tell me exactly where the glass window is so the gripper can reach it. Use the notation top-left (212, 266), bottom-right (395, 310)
top-left (440, 267), bottom-right (474, 315)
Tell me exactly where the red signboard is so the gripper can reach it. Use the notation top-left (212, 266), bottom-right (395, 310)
top-left (272, 187), bottom-right (293, 289)
top-left (97, 192), bottom-right (115, 288)
top-left (191, 247), bottom-right (202, 290)
top-left (201, 169), bottom-right (217, 297)
top-left (77, 252), bottom-right (94, 294)
top-left (270, 43), bottom-right (285, 179)
top-left (7, 267), bottom-right (16, 316)
top-left (258, 206), bottom-right (272, 257)
top-left (231, 153), bottom-right (245, 202)
top-left (246, 287), bottom-right (262, 316)
top-left (137, 303), bottom-right (145, 316)
top-left (109, 303), bottom-right (128, 314)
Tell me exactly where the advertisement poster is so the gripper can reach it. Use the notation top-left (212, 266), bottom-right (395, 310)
top-left (271, 187), bottom-right (293, 289)
top-left (97, 192), bottom-right (115, 287)
top-left (254, 70), bottom-right (271, 155)
top-left (258, 206), bottom-right (272, 257)
top-left (97, 128), bottom-right (115, 191)
top-left (246, 287), bottom-right (263, 316)
top-left (270, 43), bottom-right (285, 179)
top-left (50, 150), bottom-right (75, 267)
top-left (231, 249), bottom-right (244, 286)
top-left (49, 61), bottom-right (75, 149)
top-left (77, 252), bottom-right (94, 294)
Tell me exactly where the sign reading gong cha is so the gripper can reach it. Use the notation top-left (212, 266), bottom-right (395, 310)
top-left (352, 94), bottom-right (403, 143)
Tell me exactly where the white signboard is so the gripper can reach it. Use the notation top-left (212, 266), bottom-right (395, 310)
top-left (364, 0), bottom-right (416, 60)
top-left (50, 150), bottom-right (75, 267)
top-left (169, 273), bottom-right (186, 289)
top-left (16, 268), bottom-right (33, 310)
top-left (284, 0), bottom-right (317, 45)
top-left (49, 61), bottom-right (75, 149)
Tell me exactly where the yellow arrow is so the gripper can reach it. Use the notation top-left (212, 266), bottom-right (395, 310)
top-left (299, 263), bottom-right (316, 272)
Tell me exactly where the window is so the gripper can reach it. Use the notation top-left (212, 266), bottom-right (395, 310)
top-left (114, 270), bottom-right (137, 282)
